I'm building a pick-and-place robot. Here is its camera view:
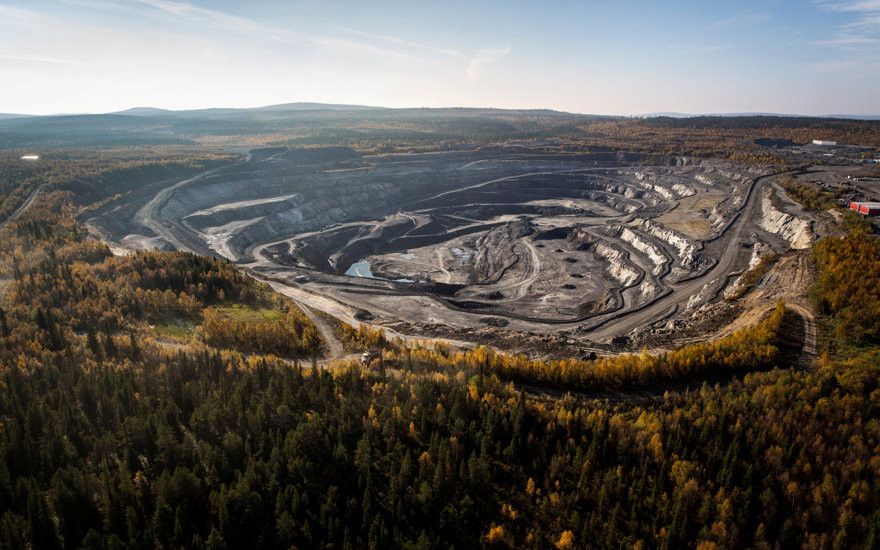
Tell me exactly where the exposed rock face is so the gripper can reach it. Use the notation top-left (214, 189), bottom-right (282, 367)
top-left (724, 242), bottom-right (772, 299)
top-left (619, 227), bottom-right (668, 275)
top-left (593, 242), bottom-right (641, 287)
top-left (695, 174), bottom-right (716, 186)
top-left (636, 219), bottom-right (700, 268)
top-left (672, 183), bottom-right (695, 197)
top-left (685, 280), bottom-right (716, 312)
top-left (633, 171), bottom-right (696, 200)
top-left (760, 190), bottom-right (813, 250)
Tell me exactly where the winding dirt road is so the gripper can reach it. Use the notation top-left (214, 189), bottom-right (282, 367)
top-left (0, 184), bottom-right (45, 301)
top-left (302, 303), bottom-right (345, 359)
top-left (0, 184), bottom-right (43, 233)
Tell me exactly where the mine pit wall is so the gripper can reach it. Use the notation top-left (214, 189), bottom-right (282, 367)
top-left (225, 176), bottom-right (450, 259)
top-left (592, 242), bottom-right (642, 287)
top-left (698, 161), bottom-right (767, 210)
top-left (567, 228), bottom-right (657, 305)
top-left (226, 183), bottom-right (407, 258)
top-left (632, 171), bottom-right (694, 201)
top-left (331, 219), bottom-right (416, 273)
top-left (223, 155), bottom-right (648, 260)
top-left (429, 204), bottom-right (591, 220)
top-left (294, 226), bottom-right (363, 266)
top-left (415, 175), bottom-right (656, 211)
top-left (635, 219), bottom-right (701, 269)
top-left (672, 183), bottom-right (696, 197)
top-left (375, 223), bottom-right (503, 258)
top-left (618, 227), bottom-right (671, 276)
top-left (759, 189), bottom-right (814, 250)
top-left (288, 219), bottom-right (507, 276)
top-left (89, 209), bottom-right (143, 243)
top-left (167, 153), bottom-right (747, 264)
top-left (184, 195), bottom-right (303, 230)
top-left (161, 156), bottom-right (477, 260)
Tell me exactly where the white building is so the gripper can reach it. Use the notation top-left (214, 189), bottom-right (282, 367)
top-left (812, 140), bottom-right (837, 146)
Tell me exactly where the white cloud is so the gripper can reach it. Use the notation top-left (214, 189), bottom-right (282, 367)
top-left (816, 33), bottom-right (880, 46)
top-left (339, 27), bottom-right (514, 83)
top-left (821, 0), bottom-right (880, 11)
top-left (55, 0), bottom-right (410, 60)
top-left (339, 28), bottom-right (466, 59)
top-left (0, 53), bottom-right (78, 65)
top-left (467, 46), bottom-right (510, 81)
top-left (43, 1), bottom-right (514, 87)
top-left (817, 1), bottom-right (880, 31)
top-left (812, 0), bottom-right (880, 74)
top-left (0, 5), bottom-right (49, 24)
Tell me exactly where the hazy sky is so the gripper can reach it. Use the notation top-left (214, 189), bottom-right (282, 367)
top-left (1, 0), bottom-right (879, 115)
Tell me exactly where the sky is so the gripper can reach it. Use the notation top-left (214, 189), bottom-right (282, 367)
top-left (1, 0), bottom-right (879, 116)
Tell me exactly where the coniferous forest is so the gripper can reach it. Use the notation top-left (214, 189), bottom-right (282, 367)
top-left (1, 153), bottom-right (880, 549)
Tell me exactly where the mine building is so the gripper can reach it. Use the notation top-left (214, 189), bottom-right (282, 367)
top-left (849, 201), bottom-right (880, 216)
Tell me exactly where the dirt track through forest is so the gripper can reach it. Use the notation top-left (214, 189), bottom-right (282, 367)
top-left (0, 184), bottom-right (43, 233)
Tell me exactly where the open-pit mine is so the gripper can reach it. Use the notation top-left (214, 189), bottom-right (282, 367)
top-left (88, 146), bottom-right (815, 348)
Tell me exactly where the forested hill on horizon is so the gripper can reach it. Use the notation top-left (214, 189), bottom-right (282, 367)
top-left (6, 101), bottom-right (880, 120)
top-left (2, 103), bottom-right (880, 152)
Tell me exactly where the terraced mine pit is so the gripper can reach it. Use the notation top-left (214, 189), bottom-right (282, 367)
top-left (89, 146), bottom-right (807, 343)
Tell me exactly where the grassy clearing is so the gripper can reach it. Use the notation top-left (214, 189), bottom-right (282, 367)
top-left (210, 304), bottom-right (285, 322)
top-left (198, 304), bottom-right (321, 358)
top-left (148, 302), bottom-right (287, 343)
top-left (153, 318), bottom-right (197, 339)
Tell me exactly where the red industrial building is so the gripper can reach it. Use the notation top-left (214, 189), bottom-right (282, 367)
top-left (849, 201), bottom-right (880, 216)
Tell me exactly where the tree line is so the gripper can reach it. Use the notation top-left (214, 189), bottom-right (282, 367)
top-left (379, 302), bottom-right (785, 393)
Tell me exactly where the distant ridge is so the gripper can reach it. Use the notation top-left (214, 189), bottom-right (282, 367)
top-left (1, 103), bottom-right (877, 149)
top-left (640, 112), bottom-right (806, 118)
top-left (114, 107), bottom-right (176, 116)
top-left (0, 113), bottom-right (33, 120)
top-left (640, 111), bottom-right (880, 121)
top-left (105, 103), bottom-right (578, 120)
top-left (113, 102), bottom-right (382, 117)
top-left (825, 114), bottom-right (880, 121)
top-left (2, 104), bottom-right (877, 120)
top-left (254, 102), bottom-right (383, 112)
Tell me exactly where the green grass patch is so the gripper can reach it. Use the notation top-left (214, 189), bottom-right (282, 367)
top-left (211, 304), bottom-right (285, 322)
top-left (154, 319), bottom-right (197, 339)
